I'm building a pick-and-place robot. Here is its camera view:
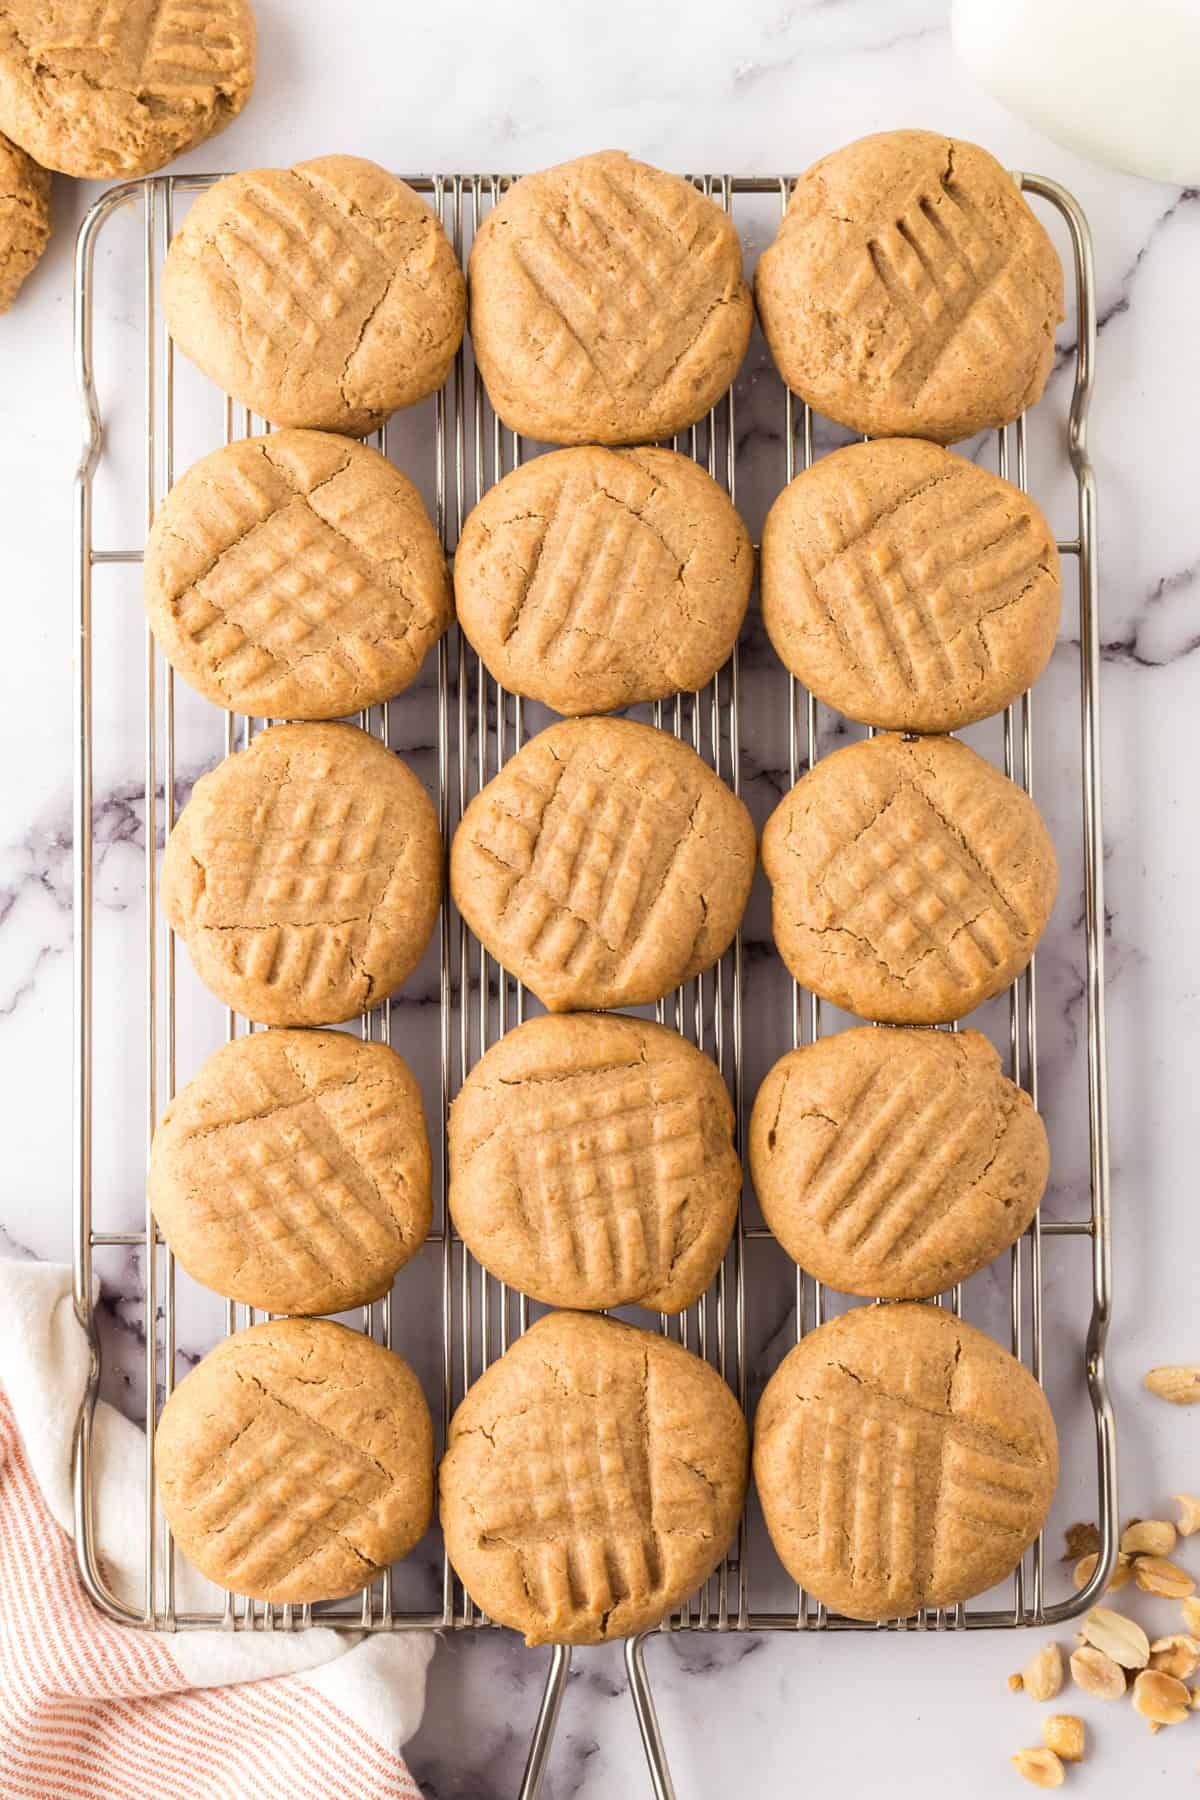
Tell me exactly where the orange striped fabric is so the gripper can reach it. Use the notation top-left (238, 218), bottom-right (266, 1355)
top-left (0, 1391), bottom-right (422, 1800)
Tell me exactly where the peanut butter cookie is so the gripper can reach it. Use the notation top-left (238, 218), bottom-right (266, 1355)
top-left (449, 1014), bottom-right (740, 1311)
top-left (469, 151), bottom-right (753, 444)
top-left (0, 129), bottom-right (49, 312)
top-left (440, 1311), bottom-right (748, 1644)
top-left (761, 732), bottom-right (1057, 1023)
top-left (754, 1302), bottom-right (1058, 1619)
top-left (162, 723), bottom-right (442, 1026)
top-left (150, 1029), bottom-right (432, 1315)
top-left (450, 717), bottom-right (755, 1012)
top-left (749, 1026), bottom-right (1048, 1298)
top-left (0, 0), bottom-right (255, 179)
top-left (756, 131), bottom-right (1063, 443)
top-left (163, 156), bottom-right (465, 434)
top-left (761, 439), bottom-right (1060, 731)
top-left (454, 445), bottom-right (752, 714)
top-left (145, 431), bottom-right (452, 719)
top-left (156, 1318), bottom-right (432, 1604)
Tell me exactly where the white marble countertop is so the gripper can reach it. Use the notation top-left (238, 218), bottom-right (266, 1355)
top-left (2, 0), bottom-right (1198, 1794)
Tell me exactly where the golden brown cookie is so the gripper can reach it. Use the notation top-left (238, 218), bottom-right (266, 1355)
top-left (145, 431), bottom-right (452, 719)
top-left (761, 732), bottom-right (1057, 1024)
top-left (156, 1318), bottom-right (432, 1604)
top-left (468, 151), bottom-right (753, 445)
top-left (753, 1302), bottom-right (1058, 1619)
top-left (150, 1029), bottom-right (432, 1315)
top-left (454, 446), bottom-right (752, 715)
top-left (449, 1014), bottom-right (739, 1311)
top-left (749, 1027), bottom-right (1048, 1298)
top-left (450, 717), bottom-right (755, 1012)
top-left (0, 130), bottom-right (49, 313)
top-left (162, 723), bottom-right (442, 1027)
top-left (755, 131), bottom-right (1064, 443)
top-left (761, 440), bottom-right (1061, 731)
top-left (440, 1311), bottom-right (748, 1644)
top-left (163, 156), bottom-right (465, 434)
top-left (0, 0), bottom-right (255, 179)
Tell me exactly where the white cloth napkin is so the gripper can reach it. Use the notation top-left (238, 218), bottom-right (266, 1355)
top-left (0, 1258), bottom-right (434, 1799)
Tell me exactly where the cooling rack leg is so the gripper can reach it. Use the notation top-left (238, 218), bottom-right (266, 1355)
top-left (626, 1634), bottom-right (679, 1800)
top-left (517, 1643), bottom-right (572, 1800)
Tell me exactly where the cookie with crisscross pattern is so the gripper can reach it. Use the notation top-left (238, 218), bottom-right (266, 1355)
top-left (449, 1013), bottom-right (740, 1311)
top-left (756, 131), bottom-right (1063, 443)
top-left (156, 1318), bottom-right (432, 1603)
top-left (0, 0), bottom-right (255, 179)
top-left (469, 151), bottom-right (753, 445)
top-left (449, 717), bottom-right (755, 1012)
top-left (749, 1026), bottom-right (1048, 1298)
top-left (440, 1312), bottom-right (748, 1644)
top-left (146, 430), bottom-right (452, 719)
top-left (754, 1303), bottom-right (1057, 1619)
top-left (761, 732), bottom-right (1056, 1023)
top-left (761, 439), bottom-right (1060, 731)
top-left (163, 155), bottom-right (465, 433)
top-left (162, 722), bottom-right (442, 1026)
top-left (150, 1028), bottom-right (432, 1314)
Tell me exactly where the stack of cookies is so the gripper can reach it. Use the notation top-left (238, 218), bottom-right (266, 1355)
top-left (149, 132), bottom-right (1065, 1636)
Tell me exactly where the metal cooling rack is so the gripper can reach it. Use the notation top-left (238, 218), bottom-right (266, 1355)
top-left (72, 169), bottom-right (1115, 1800)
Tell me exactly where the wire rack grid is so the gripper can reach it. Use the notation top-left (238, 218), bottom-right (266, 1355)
top-left (72, 168), bottom-right (1115, 1799)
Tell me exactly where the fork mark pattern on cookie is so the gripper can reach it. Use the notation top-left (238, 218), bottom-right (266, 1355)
top-left (504, 1067), bottom-right (705, 1296)
top-left (511, 162), bottom-right (735, 397)
top-left (180, 1395), bottom-right (389, 1592)
top-left (475, 1391), bottom-right (663, 1626)
top-left (472, 750), bottom-right (699, 986)
top-left (804, 473), bottom-right (1044, 703)
top-left (796, 1363), bottom-right (1043, 1608)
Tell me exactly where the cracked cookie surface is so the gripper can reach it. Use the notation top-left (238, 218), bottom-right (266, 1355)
top-left (150, 1029), bottom-right (432, 1314)
top-left (450, 716), bottom-right (756, 1012)
top-left (162, 155), bottom-right (465, 434)
top-left (761, 439), bottom-right (1060, 732)
top-left (454, 445), bottom-right (752, 715)
top-left (145, 430), bottom-right (452, 719)
top-left (755, 130), bottom-right (1064, 443)
top-left (156, 1317), bottom-right (432, 1603)
top-left (754, 1302), bottom-right (1057, 1620)
top-left (449, 1014), bottom-right (740, 1312)
top-left (161, 722), bottom-right (443, 1027)
top-left (0, 0), bottom-right (255, 179)
top-left (0, 129), bottom-right (48, 312)
top-left (468, 150), bottom-right (753, 445)
top-left (761, 731), bottom-right (1057, 1024)
top-left (749, 1026), bottom-right (1048, 1299)
top-left (440, 1311), bottom-right (748, 1645)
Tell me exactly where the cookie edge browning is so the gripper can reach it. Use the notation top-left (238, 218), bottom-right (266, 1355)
top-left (0, 129), bottom-right (50, 312)
top-left (155, 1317), bottom-right (434, 1604)
top-left (439, 1311), bottom-right (749, 1644)
top-left (161, 722), bottom-right (444, 1027)
top-left (453, 445), bottom-right (754, 715)
top-left (161, 156), bottom-right (465, 434)
top-left (149, 1029), bottom-right (433, 1314)
top-left (752, 1302), bottom-right (1058, 1620)
top-left (760, 732), bottom-right (1059, 1025)
top-left (747, 1026), bottom-right (1049, 1298)
top-left (755, 130), bottom-right (1065, 444)
top-left (468, 150), bottom-right (754, 446)
top-left (759, 439), bottom-right (1062, 732)
top-left (449, 717), bottom-right (757, 1012)
top-left (144, 430), bottom-right (453, 719)
top-left (448, 1013), bottom-right (741, 1311)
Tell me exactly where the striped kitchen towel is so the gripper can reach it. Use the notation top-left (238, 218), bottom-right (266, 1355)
top-left (0, 1259), bottom-right (433, 1800)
